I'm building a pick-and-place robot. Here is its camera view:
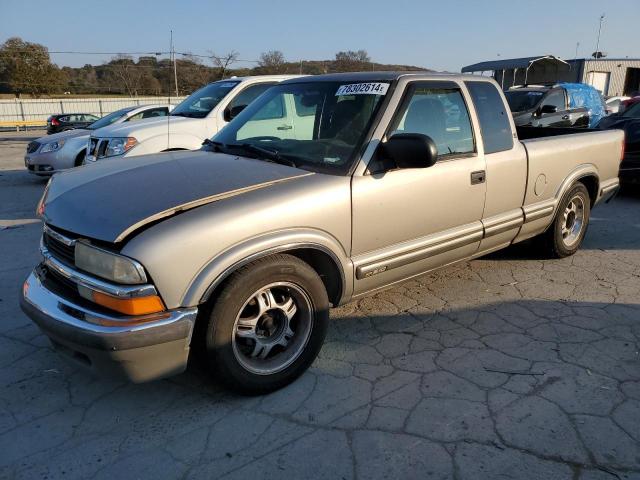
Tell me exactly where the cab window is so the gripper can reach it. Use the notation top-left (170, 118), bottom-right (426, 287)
top-left (542, 89), bottom-right (566, 110)
top-left (465, 81), bottom-right (514, 154)
top-left (389, 83), bottom-right (475, 157)
top-left (227, 83), bottom-right (277, 118)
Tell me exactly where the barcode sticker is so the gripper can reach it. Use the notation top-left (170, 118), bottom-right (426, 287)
top-left (336, 83), bottom-right (389, 96)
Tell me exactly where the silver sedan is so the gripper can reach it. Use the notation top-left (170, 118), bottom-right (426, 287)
top-left (24, 104), bottom-right (170, 176)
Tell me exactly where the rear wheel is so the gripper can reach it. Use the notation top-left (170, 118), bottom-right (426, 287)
top-left (539, 183), bottom-right (591, 258)
top-left (203, 254), bottom-right (329, 395)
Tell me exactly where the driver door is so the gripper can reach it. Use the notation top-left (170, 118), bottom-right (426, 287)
top-left (533, 88), bottom-right (570, 127)
top-left (351, 80), bottom-right (486, 295)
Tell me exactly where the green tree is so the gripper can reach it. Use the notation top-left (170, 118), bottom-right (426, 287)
top-left (333, 50), bottom-right (371, 72)
top-left (0, 37), bottom-right (65, 96)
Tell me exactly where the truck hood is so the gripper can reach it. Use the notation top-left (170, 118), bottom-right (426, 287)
top-left (92, 115), bottom-right (200, 140)
top-left (41, 150), bottom-right (312, 243)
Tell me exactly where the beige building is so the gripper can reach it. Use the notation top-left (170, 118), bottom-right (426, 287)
top-left (462, 55), bottom-right (640, 97)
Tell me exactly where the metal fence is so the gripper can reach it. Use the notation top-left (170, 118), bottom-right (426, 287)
top-left (0, 96), bottom-right (187, 124)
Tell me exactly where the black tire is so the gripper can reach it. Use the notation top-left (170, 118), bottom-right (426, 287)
top-left (74, 151), bottom-right (86, 167)
top-left (539, 182), bottom-right (591, 258)
top-left (203, 254), bottom-right (329, 395)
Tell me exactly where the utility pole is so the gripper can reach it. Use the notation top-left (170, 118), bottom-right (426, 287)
top-left (171, 30), bottom-right (178, 97)
top-left (594, 14), bottom-right (605, 58)
top-left (574, 41), bottom-right (580, 60)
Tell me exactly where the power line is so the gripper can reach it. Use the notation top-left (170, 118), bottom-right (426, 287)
top-left (0, 49), bottom-right (262, 64)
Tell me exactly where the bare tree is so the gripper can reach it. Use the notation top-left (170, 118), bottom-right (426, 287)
top-left (258, 50), bottom-right (286, 74)
top-left (210, 51), bottom-right (239, 79)
top-left (106, 55), bottom-right (143, 96)
top-left (333, 50), bottom-right (371, 72)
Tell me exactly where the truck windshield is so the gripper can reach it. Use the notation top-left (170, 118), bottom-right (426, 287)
top-left (171, 81), bottom-right (239, 118)
top-left (210, 81), bottom-right (389, 174)
top-left (504, 90), bottom-right (545, 112)
top-left (88, 107), bottom-right (136, 129)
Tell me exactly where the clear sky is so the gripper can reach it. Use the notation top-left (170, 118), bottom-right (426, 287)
top-left (1, 0), bottom-right (636, 72)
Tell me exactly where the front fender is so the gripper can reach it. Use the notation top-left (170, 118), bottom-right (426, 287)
top-left (125, 133), bottom-right (204, 157)
top-left (181, 228), bottom-right (354, 307)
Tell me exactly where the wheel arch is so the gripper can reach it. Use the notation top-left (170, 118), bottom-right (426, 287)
top-left (182, 231), bottom-right (353, 309)
top-left (553, 164), bottom-right (600, 214)
top-left (576, 174), bottom-right (599, 207)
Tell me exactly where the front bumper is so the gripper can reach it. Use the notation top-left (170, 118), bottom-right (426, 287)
top-left (20, 270), bottom-right (198, 382)
top-left (24, 149), bottom-right (74, 176)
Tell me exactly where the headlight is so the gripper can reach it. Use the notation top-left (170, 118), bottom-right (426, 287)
top-left (75, 241), bottom-right (147, 284)
top-left (104, 137), bottom-right (137, 157)
top-left (40, 139), bottom-right (66, 153)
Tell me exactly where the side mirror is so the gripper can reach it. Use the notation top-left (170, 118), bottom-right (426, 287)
top-left (539, 104), bottom-right (558, 115)
top-left (223, 104), bottom-right (247, 122)
top-left (382, 133), bottom-right (438, 169)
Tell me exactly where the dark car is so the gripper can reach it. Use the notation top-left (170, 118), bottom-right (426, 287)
top-left (46, 113), bottom-right (100, 134)
top-left (598, 100), bottom-right (640, 184)
top-left (505, 83), bottom-right (605, 129)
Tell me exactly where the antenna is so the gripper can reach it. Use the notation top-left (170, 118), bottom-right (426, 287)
top-left (172, 31), bottom-right (179, 98)
top-left (167, 30), bottom-right (172, 151)
top-left (574, 41), bottom-right (580, 60)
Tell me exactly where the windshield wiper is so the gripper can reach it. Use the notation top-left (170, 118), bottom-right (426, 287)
top-left (171, 112), bottom-right (203, 118)
top-left (230, 143), bottom-right (298, 168)
top-left (202, 139), bottom-right (225, 152)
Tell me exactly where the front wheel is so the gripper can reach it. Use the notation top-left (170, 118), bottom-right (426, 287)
top-left (74, 150), bottom-right (86, 167)
top-left (204, 254), bottom-right (329, 394)
top-left (539, 183), bottom-right (591, 258)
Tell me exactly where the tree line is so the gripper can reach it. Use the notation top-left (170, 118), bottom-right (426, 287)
top-left (0, 37), bottom-right (428, 97)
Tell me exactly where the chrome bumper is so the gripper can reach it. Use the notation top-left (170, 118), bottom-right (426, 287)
top-left (21, 270), bottom-right (198, 382)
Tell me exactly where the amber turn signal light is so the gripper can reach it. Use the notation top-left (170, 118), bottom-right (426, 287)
top-left (92, 291), bottom-right (166, 316)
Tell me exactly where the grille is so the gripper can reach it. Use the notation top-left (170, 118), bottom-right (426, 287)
top-left (43, 229), bottom-right (76, 266)
top-left (88, 138), bottom-right (99, 157)
top-left (97, 140), bottom-right (108, 158)
top-left (27, 141), bottom-right (40, 154)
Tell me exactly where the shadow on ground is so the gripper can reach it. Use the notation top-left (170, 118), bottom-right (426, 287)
top-left (1, 298), bottom-right (638, 480)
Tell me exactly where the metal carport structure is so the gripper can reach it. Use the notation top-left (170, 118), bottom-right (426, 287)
top-left (461, 55), bottom-right (569, 88)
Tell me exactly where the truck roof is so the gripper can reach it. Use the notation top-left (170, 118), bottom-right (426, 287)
top-left (280, 71), bottom-right (491, 84)
top-left (217, 74), bottom-right (301, 83)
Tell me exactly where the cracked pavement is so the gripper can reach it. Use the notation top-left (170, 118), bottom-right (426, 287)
top-left (1, 131), bottom-right (639, 479)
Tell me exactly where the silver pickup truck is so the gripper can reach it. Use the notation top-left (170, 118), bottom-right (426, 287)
top-left (21, 72), bottom-right (624, 394)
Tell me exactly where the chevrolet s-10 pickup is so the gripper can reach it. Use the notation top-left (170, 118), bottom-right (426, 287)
top-left (21, 72), bottom-right (624, 394)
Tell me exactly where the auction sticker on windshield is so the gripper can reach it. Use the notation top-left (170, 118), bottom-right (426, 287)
top-left (336, 83), bottom-right (389, 96)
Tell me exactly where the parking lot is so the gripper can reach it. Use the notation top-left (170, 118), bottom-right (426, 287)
top-left (0, 131), bottom-right (639, 479)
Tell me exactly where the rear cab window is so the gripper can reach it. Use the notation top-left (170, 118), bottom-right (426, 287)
top-left (465, 81), bottom-right (514, 154)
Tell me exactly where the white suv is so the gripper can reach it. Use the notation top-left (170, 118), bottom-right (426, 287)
top-left (85, 75), bottom-right (300, 162)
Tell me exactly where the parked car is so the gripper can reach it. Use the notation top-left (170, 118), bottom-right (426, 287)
top-left (47, 113), bottom-right (100, 134)
top-left (598, 99), bottom-right (640, 184)
top-left (605, 96), bottom-right (630, 114)
top-left (505, 83), bottom-right (606, 128)
top-left (84, 75), bottom-right (300, 164)
top-left (618, 96), bottom-right (640, 114)
top-left (25, 105), bottom-right (170, 176)
top-left (21, 72), bottom-right (623, 394)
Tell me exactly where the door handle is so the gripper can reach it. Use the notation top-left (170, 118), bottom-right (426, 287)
top-left (470, 170), bottom-right (486, 185)
top-left (277, 125), bottom-right (293, 130)
top-left (562, 115), bottom-right (570, 120)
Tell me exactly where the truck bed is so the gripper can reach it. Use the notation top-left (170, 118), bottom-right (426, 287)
top-left (516, 125), bottom-right (599, 140)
